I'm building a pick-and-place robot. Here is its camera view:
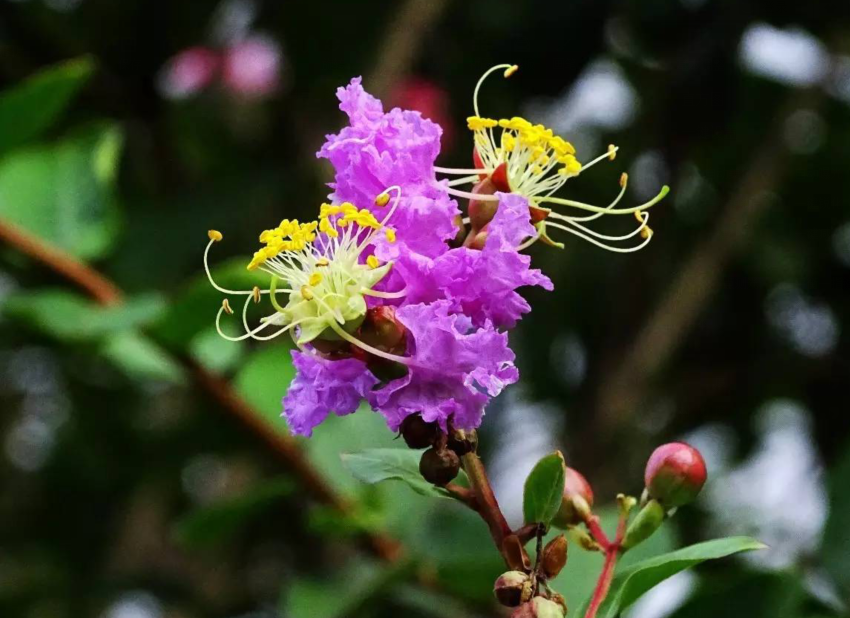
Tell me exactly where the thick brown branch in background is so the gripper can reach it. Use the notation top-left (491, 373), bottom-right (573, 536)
top-left (0, 217), bottom-right (402, 563)
top-left (366, 0), bottom-right (450, 99)
top-left (0, 219), bottom-right (124, 307)
top-left (596, 88), bottom-right (823, 431)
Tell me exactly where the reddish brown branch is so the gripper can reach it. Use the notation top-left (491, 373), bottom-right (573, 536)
top-left (460, 452), bottom-right (513, 565)
top-left (0, 217), bottom-right (402, 563)
top-left (0, 219), bottom-right (124, 307)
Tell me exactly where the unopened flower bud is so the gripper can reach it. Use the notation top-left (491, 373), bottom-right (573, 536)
top-left (494, 571), bottom-right (530, 607)
top-left (512, 597), bottom-right (566, 618)
top-left (553, 467), bottom-right (594, 528)
top-left (464, 226), bottom-right (489, 250)
top-left (621, 499), bottom-right (665, 550)
top-left (400, 414), bottom-right (439, 449)
top-left (358, 306), bottom-right (406, 353)
top-left (447, 428), bottom-right (478, 455)
top-left (419, 447), bottom-right (460, 486)
top-left (541, 534), bottom-right (568, 579)
top-left (468, 178), bottom-right (499, 231)
top-left (645, 442), bottom-right (707, 508)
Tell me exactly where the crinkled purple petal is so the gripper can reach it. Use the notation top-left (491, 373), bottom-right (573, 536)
top-left (318, 77), bottom-right (458, 263)
top-left (368, 301), bottom-right (518, 431)
top-left (397, 192), bottom-right (552, 328)
top-left (282, 350), bottom-right (378, 437)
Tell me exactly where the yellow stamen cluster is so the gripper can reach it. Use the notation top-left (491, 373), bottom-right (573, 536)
top-left (250, 220), bottom-right (318, 270)
top-left (468, 115), bottom-right (582, 179)
top-left (319, 202), bottom-right (382, 232)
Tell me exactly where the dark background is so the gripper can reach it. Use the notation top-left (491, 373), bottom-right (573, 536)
top-left (1, 0), bottom-right (850, 616)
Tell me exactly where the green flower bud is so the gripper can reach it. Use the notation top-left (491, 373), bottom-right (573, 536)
top-left (621, 499), bottom-right (665, 549)
top-left (552, 467), bottom-right (594, 528)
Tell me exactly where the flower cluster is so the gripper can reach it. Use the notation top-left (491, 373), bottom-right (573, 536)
top-left (204, 65), bottom-right (668, 439)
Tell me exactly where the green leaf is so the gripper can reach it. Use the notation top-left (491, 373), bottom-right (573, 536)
top-left (0, 57), bottom-right (95, 155)
top-left (342, 448), bottom-right (468, 499)
top-left (821, 440), bottom-right (850, 603)
top-left (3, 289), bottom-right (167, 342)
top-left (151, 258), bottom-right (269, 349)
top-left (233, 342), bottom-right (296, 426)
top-left (282, 558), bottom-right (413, 618)
top-left (578, 536), bottom-right (766, 618)
top-left (0, 122), bottom-right (122, 260)
top-left (522, 451), bottom-right (566, 525)
top-left (174, 478), bottom-right (295, 549)
top-left (100, 330), bottom-right (185, 384)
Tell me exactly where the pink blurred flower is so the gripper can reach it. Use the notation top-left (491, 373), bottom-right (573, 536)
top-left (222, 35), bottom-right (282, 99)
top-left (160, 46), bottom-right (220, 100)
top-left (391, 77), bottom-right (455, 151)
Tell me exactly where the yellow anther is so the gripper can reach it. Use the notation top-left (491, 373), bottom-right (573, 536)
top-left (375, 192), bottom-right (390, 207)
top-left (300, 286), bottom-right (314, 300)
top-left (366, 255), bottom-right (380, 269)
top-left (608, 144), bottom-right (617, 161)
top-left (252, 286), bottom-right (261, 303)
top-left (385, 228), bottom-right (396, 243)
top-left (208, 230), bottom-right (223, 242)
top-left (504, 64), bottom-right (519, 78)
top-left (634, 210), bottom-right (646, 223)
top-left (640, 226), bottom-right (653, 240)
top-left (316, 257), bottom-right (330, 267)
top-left (222, 299), bottom-right (234, 314)
top-left (620, 173), bottom-right (628, 188)
top-left (308, 272), bottom-right (323, 286)
top-left (468, 116), bottom-right (498, 131)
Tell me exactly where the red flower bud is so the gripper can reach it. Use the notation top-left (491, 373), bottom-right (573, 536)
top-left (468, 178), bottom-right (499, 231)
top-left (464, 227), bottom-right (489, 250)
top-left (552, 467), bottom-right (594, 528)
top-left (490, 162), bottom-right (511, 192)
top-left (644, 442), bottom-right (707, 508)
top-left (357, 306), bottom-right (406, 353)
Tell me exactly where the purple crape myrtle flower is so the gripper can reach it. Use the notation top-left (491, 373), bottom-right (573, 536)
top-left (368, 300), bottom-right (518, 432)
top-left (397, 191), bottom-right (553, 329)
top-left (317, 77), bottom-right (459, 272)
top-left (282, 350), bottom-right (378, 437)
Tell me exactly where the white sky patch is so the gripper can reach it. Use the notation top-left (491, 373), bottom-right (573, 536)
top-left (626, 571), bottom-right (697, 618)
top-left (488, 392), bottom-right (562, 527)
top-left (525, 59), bottom-right (639, 134)
top-left (702, 399), bottom-right (827, 570)
top-left (739, 24), bottom-right (829, 87)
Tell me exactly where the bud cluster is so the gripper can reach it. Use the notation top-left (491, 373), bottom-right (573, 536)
top-left (401, 415), bottom-right (479, 487)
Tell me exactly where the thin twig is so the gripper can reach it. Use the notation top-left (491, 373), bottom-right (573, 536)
top-left (0, 217), bottom-right (402, 562)
top-left (460, 452), bottom-right (512, 564)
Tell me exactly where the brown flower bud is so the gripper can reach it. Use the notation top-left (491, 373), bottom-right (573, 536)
top-left (645, 442), bottom-right (707, 508)
top-left (541, 534), bottom-right (568, 579)
top-left (419, 447), bottom-right (460, 486)
top-left (512, 597), bottom-right (566, 618)
top-left (447, 428), bottom-right (478, 456)
top-left (494, 571), bottom-right (530, 607)
top-left (552, 467), bottom-right (594, 528)
top-left (400, 414), bottom-right (439, 449)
